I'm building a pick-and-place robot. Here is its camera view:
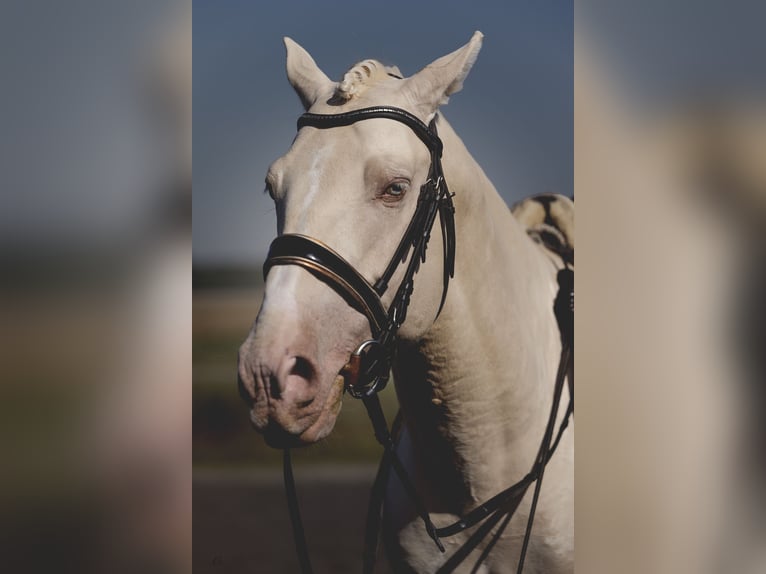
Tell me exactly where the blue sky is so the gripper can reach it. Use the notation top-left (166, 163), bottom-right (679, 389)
top-left (193, 0), bottom-right (573, 264)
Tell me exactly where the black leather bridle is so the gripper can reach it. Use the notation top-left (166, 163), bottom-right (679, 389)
top-left (264, 106), bottom-right (456, 399)
top-left (261, 106), bottom-right (573, 574)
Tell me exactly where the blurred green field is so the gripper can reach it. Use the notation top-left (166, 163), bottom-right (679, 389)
top-left (193, 272), bottom-right (399, 468)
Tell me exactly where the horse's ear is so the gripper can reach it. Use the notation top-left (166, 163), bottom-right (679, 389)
top-left (284, 37), bottom-right (333, 110)
top-left (404, 31), bottom-right (483, 118)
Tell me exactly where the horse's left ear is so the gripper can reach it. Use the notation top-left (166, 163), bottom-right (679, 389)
top-left (284, 37), bottom-right (334, 110)
top-left (404, 31), bottom-right (483, 118)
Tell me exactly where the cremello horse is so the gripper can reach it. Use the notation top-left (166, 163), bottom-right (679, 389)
top-left (238, 32), bottom-right (573, 573)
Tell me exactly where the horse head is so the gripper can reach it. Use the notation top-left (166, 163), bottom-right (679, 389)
top-left (238, 33), bottom-right (482, 447)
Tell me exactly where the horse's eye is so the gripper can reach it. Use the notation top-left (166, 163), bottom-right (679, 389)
top-left (383, 181), bottom-right (409, 201)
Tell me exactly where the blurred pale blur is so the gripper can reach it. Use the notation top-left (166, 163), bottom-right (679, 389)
top-left (576, 3), bottom-right (765, 573)
top-left (0, 1), bottom-right (190, 572)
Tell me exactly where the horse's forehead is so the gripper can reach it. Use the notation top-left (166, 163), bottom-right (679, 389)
top-left (279, 127), bottom-right (362, 177)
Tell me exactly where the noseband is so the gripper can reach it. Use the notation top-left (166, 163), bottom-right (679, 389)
top-left (263, 106), bottom-right (456, 398)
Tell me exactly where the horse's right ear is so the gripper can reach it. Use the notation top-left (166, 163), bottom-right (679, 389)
top-left (284, 37), bottom-right (333, 110)
top-left (403, 31), bottom-right (483, 120)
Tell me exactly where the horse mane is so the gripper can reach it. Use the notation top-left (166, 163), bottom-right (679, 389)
top-left (335, 59), bottom-right (402, 101)
top-left (512, 194), bottom-right (574, 267)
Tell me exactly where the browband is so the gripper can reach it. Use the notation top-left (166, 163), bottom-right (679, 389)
top-left (298, 106), bottom-right (443, 157)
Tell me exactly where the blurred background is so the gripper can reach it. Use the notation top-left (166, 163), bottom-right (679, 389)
top-left (193, 2), bottom-right (572, 572)
top-left (576, 2), bottom-right (766, 573)
top-left (1, 0), bottom-right (191, 572)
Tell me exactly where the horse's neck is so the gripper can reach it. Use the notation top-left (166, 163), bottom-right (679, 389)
top-left (394, 117), bottom-right (561, 508)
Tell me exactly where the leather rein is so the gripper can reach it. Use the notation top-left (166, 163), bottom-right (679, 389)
top-left (261, 106), bottom-right (574, 574)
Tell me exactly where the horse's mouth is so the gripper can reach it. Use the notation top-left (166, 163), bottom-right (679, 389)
top-left (260, 374), bottom-right (345, 448)
top-left (262, 422), bottom-right (307, 449)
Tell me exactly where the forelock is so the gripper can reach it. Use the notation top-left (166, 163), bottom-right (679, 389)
top-left (335, 59), bottom-right (402, 101)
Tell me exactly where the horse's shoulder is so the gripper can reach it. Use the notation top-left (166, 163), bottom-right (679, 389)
top-left (511, 193), bottom-right (574, 267)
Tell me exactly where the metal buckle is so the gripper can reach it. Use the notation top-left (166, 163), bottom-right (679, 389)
top-left (344, 339), bottom-right (390, 398)
top-left (424, 176), bottom-right (443, 193)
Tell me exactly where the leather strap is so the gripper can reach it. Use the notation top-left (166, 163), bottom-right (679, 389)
top-left (283, 449), bottom-right (314, 574)
top-left (370, 269), bottom-right (575, 574)
top-left (264, 107), bottom-right (455, 398)
top-left (264, 234), bottom-right (388, 335)
top-left (298, 106), bottom-right (443, 156)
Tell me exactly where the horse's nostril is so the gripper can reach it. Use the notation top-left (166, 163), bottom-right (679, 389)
top-left (262, 355), bottom-right (316, 403)
top-left (269, 373), bottom-right (281, 400)
top-left (290, 356), bottom-right (314, 381)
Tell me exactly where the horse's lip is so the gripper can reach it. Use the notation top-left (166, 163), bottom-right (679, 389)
top-left (260, 375), bottom-right (345, 448)
top-left (261, 413), bottom-right (324, 448)
top-left (262, 422), bottom-right (306, 449)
